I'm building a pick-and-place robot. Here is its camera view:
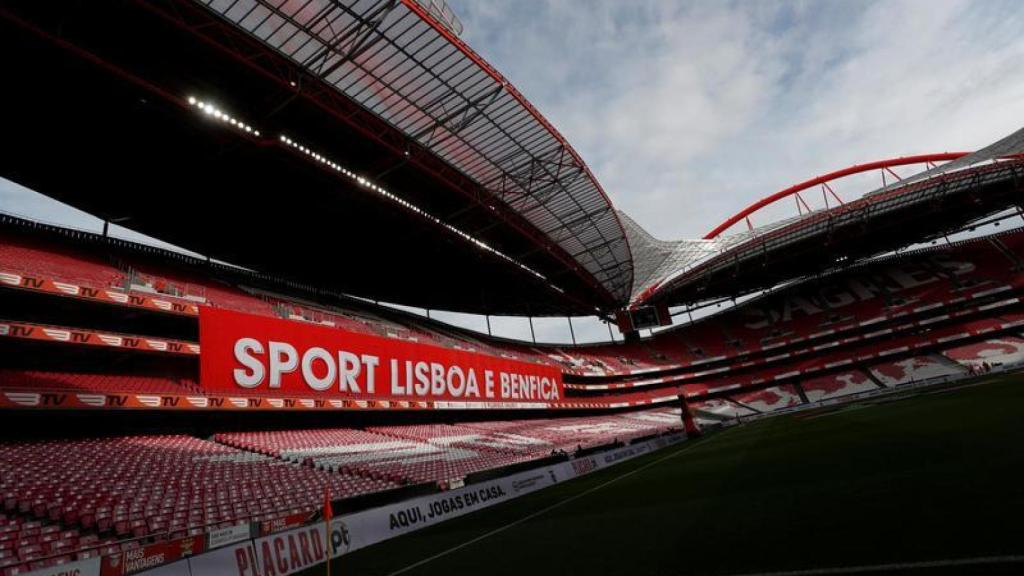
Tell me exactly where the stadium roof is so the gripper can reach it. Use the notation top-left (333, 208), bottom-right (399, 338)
top-left (197, 0), bottom-right (634, 304)
top-left (3, 0), bottom-right (1022, 321)
top-left (631, 126), bottom-right (1024, 308)
top-left (0, 0), bottom-right (640, 316)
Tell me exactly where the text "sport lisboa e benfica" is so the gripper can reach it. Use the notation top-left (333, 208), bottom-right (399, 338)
top-left (230, 338), bottom-right (561, 401)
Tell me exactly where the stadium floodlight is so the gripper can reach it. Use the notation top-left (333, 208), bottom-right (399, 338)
top-left (187, 95), bottom-right (262, 140)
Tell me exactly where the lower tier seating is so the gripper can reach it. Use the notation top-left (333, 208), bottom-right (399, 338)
top-left (800, 370), bottom-right (879, 402)
top-left (730, 385), bottom-right (802, 413)
top-left (867, 355), bottom-right (966, 387)
top-left (215, 410), bottom-right (682, 486)
top-left (0, 435), bottom-right (397, 572)
top-left (941, 336), bottom-right (1024, 369)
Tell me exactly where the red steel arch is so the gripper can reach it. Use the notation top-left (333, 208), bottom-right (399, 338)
top-left (703, 153), bottom-right (970, 239)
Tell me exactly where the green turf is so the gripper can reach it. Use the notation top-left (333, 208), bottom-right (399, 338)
top-left (323, 375), bottom-right (1024, 575)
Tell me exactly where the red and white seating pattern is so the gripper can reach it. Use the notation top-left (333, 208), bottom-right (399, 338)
top-left (942, 336), bottom-right (1024, 369)
top-left (217, 410), bottom-right (682, 486)
top-left (463, 412), bottom-right (682, 452)
top-left (800, 371), bottom-right (879, 402)
top-left (868, 355), bottom-right (966, 387)
top-left (690, 399), bottom-right (756, 420)
top-left (367, 424), bottom-right (552, 456)
top-left (617, 407), bottom-right (683, 426)
top-left (730, 385), bottom-right (802, 413)
top-left (217, 428), bottom-right (532, 485)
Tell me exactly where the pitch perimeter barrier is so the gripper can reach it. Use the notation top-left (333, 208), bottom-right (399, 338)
top-left (19, 432), bottom-right (687, 576)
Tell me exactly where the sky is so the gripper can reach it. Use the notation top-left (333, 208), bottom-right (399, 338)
top-left (2, 0), bottom-right (1023, 344)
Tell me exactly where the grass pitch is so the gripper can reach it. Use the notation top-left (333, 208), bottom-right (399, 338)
top-left (329, 375), bottom-right (1024, 575)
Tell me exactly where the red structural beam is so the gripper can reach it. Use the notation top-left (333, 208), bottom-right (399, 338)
top-left (124, 0), bottom-right (622, 309)
top-left (399, 0), bottom-right (631, 265)
top-left (703, 153), bottom-right (970, 239)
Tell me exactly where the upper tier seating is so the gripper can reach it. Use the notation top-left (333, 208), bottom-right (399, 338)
top-left (0, 234), bottom-right (123, 288)
top-left (0, 371), bottom-right (199, 396)
top-left (125, 267), bottom-right (273, 316)
top-left (7, 225), bottom-right (1024, 384)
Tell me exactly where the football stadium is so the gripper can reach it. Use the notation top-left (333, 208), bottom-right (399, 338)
top-left (1, 1), bottom-right (1024, 575)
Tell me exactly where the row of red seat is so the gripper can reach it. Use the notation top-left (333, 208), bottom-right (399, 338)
top-left (0, 371), bottom-right (199, 396)
top-left (566, 289), bottom-right (1021, 397)
top-left (0, 435), bottom-right (397, 572)
top-left (0, 233), bottom-right (125, 288)
top-left (4, 226), bottom-right (1023, 383)
top-left (216, 410), bottom-right (682, 485)
top-left (698, 330), bottom-right (1024, 417)
top-left (0, 319), bottom-right (1016, 413)
top-left (0, 409), bottom-right (682, 572)
top-left (555, 236), bottom-right (1024, 377)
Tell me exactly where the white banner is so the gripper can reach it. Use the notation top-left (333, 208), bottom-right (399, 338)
top-left (207, 523), bottom-right (252, 550)
top-left (187, 542), bottom-right (256, 576)
top-left (133, 560), bottom-right (190, 576)
top-left (332, 465), bottom-right (564, 556)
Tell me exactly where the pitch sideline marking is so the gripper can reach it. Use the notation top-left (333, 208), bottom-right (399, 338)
top-left (383, 435), bottom-right (713, 576)
top-left (729, 554), bottom-right (1024, 575)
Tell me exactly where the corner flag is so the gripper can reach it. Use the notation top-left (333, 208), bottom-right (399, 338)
top-left (324, 487), bottom-right (333, 576)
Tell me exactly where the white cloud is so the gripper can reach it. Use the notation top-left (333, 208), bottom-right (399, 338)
top-left (460, 0), bottom-right (1024, 239)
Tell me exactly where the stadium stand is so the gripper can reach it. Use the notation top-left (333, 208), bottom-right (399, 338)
top-left (868, 355), bottom-right (967, 387)
top-left (729, 385), bottom-right (803, 413)
top-left (690, 399), bottom-right (756, 420)
top-left (215, 427), bottom-right (530, 485)
top-left (213, 410), bottom-right (681, 487)
top-left (0, 233), bottom-right (125, 289)
top-left (799, 370), bottom-right (880, 402)
top-left (0, 371), bottom-right (199, 396)
top-left (0, 435), bottom-right (399, 572)
top-left (942, 336), bottom-right (1024, 369)
top-left (2, 1), bottom-right (1024, 573)
top-left (4, 223), bottom-right (1024, 391)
